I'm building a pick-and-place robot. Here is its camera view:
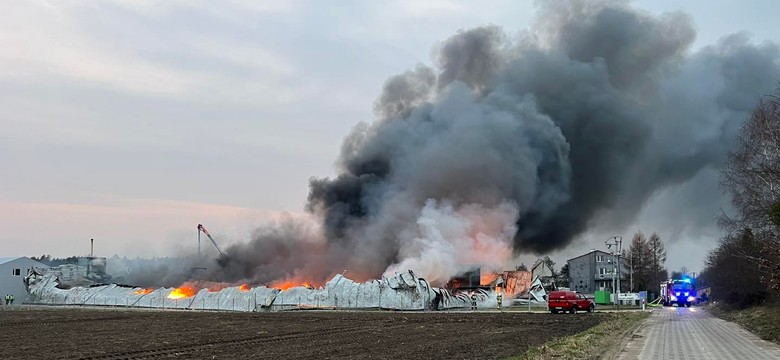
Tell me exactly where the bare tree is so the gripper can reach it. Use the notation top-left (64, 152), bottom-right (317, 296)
top-left (719, 89), bottom-right (780, 292)
top-left (542, 256), bottom-right (556, 273)
top-left (558, 263), bottom-right (570, 288)
top-left (704, 229), bottom-right (769, 308)
top-left (648, 232), bottom-right (667, 287)
top-left (721, 93), bottom-right (780, 232)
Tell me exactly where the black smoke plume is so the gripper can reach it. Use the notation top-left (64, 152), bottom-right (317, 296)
top-left (214, 0), bottom-right (780, 285)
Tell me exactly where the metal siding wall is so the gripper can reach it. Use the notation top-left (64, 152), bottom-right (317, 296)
top-left (567, 255), bottom-right (591, 294)
top-left (589, 252), bottom-right (596, 293)
top-left (0, 258), bottom-right (49, 304)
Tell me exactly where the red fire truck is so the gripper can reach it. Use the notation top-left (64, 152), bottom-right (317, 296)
top-left (660, 278), bottom-right (696, 307)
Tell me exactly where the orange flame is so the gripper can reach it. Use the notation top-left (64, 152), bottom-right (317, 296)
top-left (269, 280), bottom-right (317, 291)
top-left (134, 288), bottom-right (154, 295)
top-left (480, 272), bottom-right (501, 286)
top-left (239, 284), bottom-right (250, 292)
top-left (269, 281), bottom-right (297, 291)
top-left (205, 283), bottom-right (230, 292)
top-left (167, 285), bottom-right (198, 299)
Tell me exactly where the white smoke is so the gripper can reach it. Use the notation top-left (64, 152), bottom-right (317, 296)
top-left (383, 199), bottom-right (518, 284)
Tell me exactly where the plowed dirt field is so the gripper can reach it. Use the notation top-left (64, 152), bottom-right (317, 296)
top-left (1, 307), bottom-right (605, 359)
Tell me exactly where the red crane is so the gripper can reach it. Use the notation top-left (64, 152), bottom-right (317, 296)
top-left (197, 224), bottom-right (225, 257)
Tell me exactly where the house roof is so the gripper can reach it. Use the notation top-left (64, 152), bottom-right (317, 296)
top-left (566, 249), bottom-right (613, 262)
top-left (0, 257), bottom-right (23, 266)
top-left (0, 257), bottom-right (48, 267)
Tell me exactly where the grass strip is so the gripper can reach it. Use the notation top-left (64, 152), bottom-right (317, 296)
top-left (509, 311), bottom-right (651, 360)
top-left (707, 302), bottom-right (780, 344)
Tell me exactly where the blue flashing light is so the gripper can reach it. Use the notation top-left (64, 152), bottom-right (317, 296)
top-left (682, 278), bottom-right (691, 283)
top-left (684, 292), bottom-right (689, 297)
top-left (675, 292), bottom-right (681, 296)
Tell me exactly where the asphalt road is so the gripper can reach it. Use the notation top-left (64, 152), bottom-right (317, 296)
top-left (618, 306), bottom-right (780, 359)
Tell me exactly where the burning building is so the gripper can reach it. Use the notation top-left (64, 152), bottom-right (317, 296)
top-left (181, 0), bottom-right (780, 293)
top-left (25, 269), bottom-right (492, 311)
top-left (446, 267), bottom-right (483, 290)
top-left (501, 271), bottom-right (535, 299)
top-left (445, 266), bottom-right (541, 301)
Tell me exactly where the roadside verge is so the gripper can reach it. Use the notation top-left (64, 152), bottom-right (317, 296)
top-left (510, 311), bottom-right (651, 360)
top-left (707, 301), bottom-right (780, 345)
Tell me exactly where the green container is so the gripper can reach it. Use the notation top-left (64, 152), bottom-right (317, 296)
top-left (595, 290), bottom-right (612, 305)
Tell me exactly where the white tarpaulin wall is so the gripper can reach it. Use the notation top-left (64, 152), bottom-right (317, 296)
top-left (25, 269), bottom-right (492, 311)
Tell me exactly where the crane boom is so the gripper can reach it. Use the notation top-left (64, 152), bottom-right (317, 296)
top-left (197, 224), bottom-right (225, 256)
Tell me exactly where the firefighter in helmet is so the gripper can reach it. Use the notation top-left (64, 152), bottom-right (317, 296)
top-left (470, 293), bottom-right (477, 310)
top-left (496, 292), bottom-right (503, 310)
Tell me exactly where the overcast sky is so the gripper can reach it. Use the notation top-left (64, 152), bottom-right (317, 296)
top-left (2, 0), bottom-right (779, 274)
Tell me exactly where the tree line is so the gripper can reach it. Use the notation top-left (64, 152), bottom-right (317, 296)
top-left (623, 232), bottom-right (669, 293)
top-left (699, 89), bottom-right (780, 309)
top-left (30, 255), bottom-right (80, 266)
top-left (510, 237), bottom-right (671, 293)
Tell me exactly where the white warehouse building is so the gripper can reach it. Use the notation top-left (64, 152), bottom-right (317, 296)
top-left (0, 257), bottom-right (49, 304)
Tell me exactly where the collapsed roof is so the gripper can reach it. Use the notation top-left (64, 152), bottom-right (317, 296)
top-left (25, 268), bottom-right (503, 311)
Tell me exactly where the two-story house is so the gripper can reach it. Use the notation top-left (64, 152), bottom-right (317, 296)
top-left (567, 249), bottom-right (627, 294)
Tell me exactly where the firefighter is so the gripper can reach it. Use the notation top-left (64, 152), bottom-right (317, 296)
top-left (470, 293), bottom-right (477, 310)
top-left (4, 294), bottom-right (8, 305)
top-left (496, 293), bottom-right (503, 310)
top-left (10, 294), bottom-right (14, 305)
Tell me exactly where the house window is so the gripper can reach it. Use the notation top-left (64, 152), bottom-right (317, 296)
top-left (599, 268), bottom-right (608, 275)
top-left (596, 255), bottom-right (603, 262)
top-left (12, 269), bottom-right (21, 276)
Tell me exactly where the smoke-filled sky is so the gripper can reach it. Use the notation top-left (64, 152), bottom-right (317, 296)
top-left (3, 0), bottom-right (780, 278)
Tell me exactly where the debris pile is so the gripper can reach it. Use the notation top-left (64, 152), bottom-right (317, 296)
top-left (25, 269), bottom-right (493, 311)
top-left (40, 264), bottom-right (110, 288)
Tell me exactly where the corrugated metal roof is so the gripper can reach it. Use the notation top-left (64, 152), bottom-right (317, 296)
top-left (0, 257), bottom-right (49, 267)
top-left (0, 257), bottom-right (24, 265)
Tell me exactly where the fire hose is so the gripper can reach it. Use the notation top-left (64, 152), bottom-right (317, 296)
top-left (646, 297), bottom-right (663, 307)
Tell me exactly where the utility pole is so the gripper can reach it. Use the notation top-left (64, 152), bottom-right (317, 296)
top-left (630, 253), bottom-right (633, 293)
top-left (606, 240), bottom-right (615, 308)
top-left (617, 237), bottom-right (622, 308)
top-left (605, 236), bottom-right (623, 309)
top-left (653, 239), bottom-right (657, 298)
top-left (613, 255), bottom-right (617, 310)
